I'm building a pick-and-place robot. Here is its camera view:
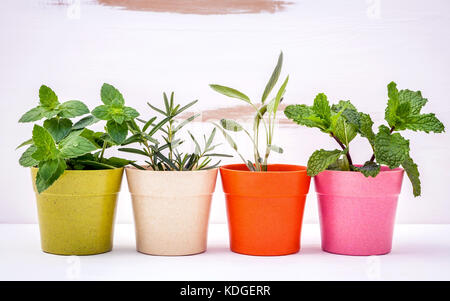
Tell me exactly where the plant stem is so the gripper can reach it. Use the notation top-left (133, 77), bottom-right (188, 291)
top-left (331, 133), bottom-right (353, 166)
top-left (99, 140), bottom-right (107, 160)
top-left (369, 126), bottom-right (395, 162)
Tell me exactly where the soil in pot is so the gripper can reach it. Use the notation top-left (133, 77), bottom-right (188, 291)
top-left (125, 167), bottom-right (218, 256)
top-left (314, 166), bottom-right (404, 256)
top-left (220, 164), bottom-right (311, 256)
top-left (31, 167), bottom-right (123, 255)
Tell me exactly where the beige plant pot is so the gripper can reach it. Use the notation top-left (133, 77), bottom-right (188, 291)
top-left (125, 167), bottom-right (218, 256)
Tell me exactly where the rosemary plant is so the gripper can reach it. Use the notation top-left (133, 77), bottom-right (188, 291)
top-left (119, 92), bottom-right (231, 171)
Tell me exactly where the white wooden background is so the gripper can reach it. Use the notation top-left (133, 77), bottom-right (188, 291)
top-left (1, 0), bottom-right (449, 224)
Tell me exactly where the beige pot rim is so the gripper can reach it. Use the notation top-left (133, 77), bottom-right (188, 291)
top-left (125, 165), bottom-right (218, 174)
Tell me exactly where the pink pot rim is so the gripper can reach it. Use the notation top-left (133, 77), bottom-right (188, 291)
top-left (220, 163), bottom-right (307, 174)
top-left (317, 165), bottom-right (404, 176)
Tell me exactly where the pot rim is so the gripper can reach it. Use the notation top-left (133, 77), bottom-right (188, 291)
top-left (31, 167), bottom-right (124, 173)
top-left (317, 164), bottom-right (404, 175)
top-left (125, 165), bottom-right (218, 174)
top-left (220, 163), bottom-right (307, 174)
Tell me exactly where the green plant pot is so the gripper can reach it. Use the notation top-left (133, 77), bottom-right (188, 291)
top-left (31, 167), bottom-right (124, 255)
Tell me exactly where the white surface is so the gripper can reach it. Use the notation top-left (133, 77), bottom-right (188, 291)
top-left (0, 223), bottom-right (449, 281)
top-left (1, 0), bottom-right (450, 224)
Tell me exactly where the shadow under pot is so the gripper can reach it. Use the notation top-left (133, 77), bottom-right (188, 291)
top-left (220, 164), bottom-right (311, 256)
top-left (314, 166), bottom-right (404, 256)
top-left (125, 167), bottom-right (218, 256)
top-left (31, 167), bottom-right (123, 255)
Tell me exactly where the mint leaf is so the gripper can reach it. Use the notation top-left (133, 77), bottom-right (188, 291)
top-left (352, 161), bottom-right (381, 177)
top-left (39, 85), bottom-right (59, 109)
top-left (209, 84), bottom-right (251, 104)
top-left (43, 118), bottom-right (72, 142)
top-left (101, 83), bottom-right (124, 105)
top-left (123, 106), bottom-right (139, 120)
top-left (19, 145), bottom-right (39, 167)
top-left (334, 115), bottom-right (357, 146)
top-left (402, 155), bottom-right (421, 197)
top-left (385, 82), bottom-right (400, 128)
top-left (16, 138), bottom-right (33, 150)
top-left (358, 112), bottom-right (376, 143)
top-left (220, 119), bottom-right (244, 132)
top-left (59, 135), bottom-right (98, 158)
top-left (36, 158), bottom-right (66, 193)
top-left (18, 106), bottom-right (45, 123)
top-left (91, 105), bottom-right (111, 120)
top-left (31, 125), bottom-right (59, 161)
top-left (261, 51), bottom-right (283, 104)
top-left (58, 100), bottom-right (89, 118)
top-left (106, 120), bottom-right (128, 144)
top-left (307, 149), bottom-right (344, 176)
top-left (284, 104), bottom-right (328, 130)
top-left (373, 125), bottom-right (410, 169)
top-left (399, 89), bottom-right (427, 115)
top-left (312, 93), bottom-right (331, 122)
top-left (404, 113), bottom-right (445, 133)
top-left (72, 115), bottom-right (99, 130)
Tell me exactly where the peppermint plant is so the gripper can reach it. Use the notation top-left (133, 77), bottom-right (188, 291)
top-left (210, 52), bottom-right (288, 171)
top-left (119, 92), bottom-right (231, 171)
top-left (284, 82), bottom-right (445, 196)
top-left (18, 84), bottom-right (138, 193)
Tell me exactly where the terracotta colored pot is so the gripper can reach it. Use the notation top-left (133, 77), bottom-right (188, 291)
top-left (125, 167), bottom-right (218, 256)
top-left (31, 167), bottom-right (123, 255)
top-left (314, 166), bottom-right (404, 256)
top-left (220, 164), bottom-right (311, 256)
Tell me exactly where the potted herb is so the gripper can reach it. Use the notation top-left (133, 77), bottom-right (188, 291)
top-left (120, 92), bottom-right (230, 256)
top-left (284, 82), bottom-right (445, 255)
top-left (210, 52), bottom-right (311, 256)
top-left (17, 84), bottom-right (138, 255)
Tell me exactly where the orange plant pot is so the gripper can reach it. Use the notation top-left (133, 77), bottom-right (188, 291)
top-left (220, 164), bottom-right (311, 256)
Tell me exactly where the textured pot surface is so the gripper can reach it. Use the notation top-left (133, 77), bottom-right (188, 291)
top-left (220, 164), bottom-right (311, 256)
top-left (126, 167), bottom-right (218, 256)
top-left (314, 166), bottom-right (404, 256)
top-left (31, 167), bottom-right (123, 255)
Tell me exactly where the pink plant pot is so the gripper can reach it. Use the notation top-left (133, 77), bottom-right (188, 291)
top-left (314, 166), bottom-right (404, 256)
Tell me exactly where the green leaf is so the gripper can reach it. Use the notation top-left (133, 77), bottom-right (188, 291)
top-left (72, 115), bottom-right (99, 130)
top-left (220, 119), bottom-right (244, 132)
top-left (352, 161), bottom-right (381, 177)
top-left (312, 93), bottom-right (331, 122)
top-left (358, 112), bottom-right (376, 143)
top-left (404, 113), bottom-right (445, 133)
top-left (118, 147), bottom-right (148, 156)
top-left (209, 84), bottom-right (251, 104)
top-left (39, 85), bottom-right (59, 109)
top-left (261, 51), bottom-right (283, 104)
top-left (284, 104), bottom-right (328, 130)
top-left (91, 105), bottom-right (111, 120)
top-left (399, 89), bottom-right (427, 115)
top-left (35, 158), bottom-right (66, 193)
top-left (101, 83), bottom-right (124, 105)
top-left (123, 106), bottom-right (139, 120)
top-left (402, 155), bottom-right (421, 197)
top-left (373, 125), bottom-right (410, 169)
top-left (103, 157), bottom-right (132, 168)
top-left (214, 123), bottom-right (238, 151)
top-left (58, 100), bottom-right (89, 118)
top-left (269, 75), bottom-right (288, 114)
top-left (106, 120), bottom-right (128, 144)
top-left (19, 145), bottom-right (39, 167)
top-left (333, 115), bottom-right (357, 146)
top-left (307, 149), bottom-right (344, 176)
top-left (43, 118), bottom-right (73, 142)
top-left (59, 135), bottom-right (98, 158)
top-left (16, 138), bottom-right (33, 150)
top-left (31, 125), bottom-right (59, 161)
top-left (385, 81), bottom-right (400, 128)
top-left (18, 106), bottom-right (45, 123)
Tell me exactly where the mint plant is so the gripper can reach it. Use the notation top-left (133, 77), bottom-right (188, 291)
top-left (210, 52), bottom-right (288, 171)
top-left (119, 92), bottom-right (231, 171)
top-left (284, 82), bottom-right (445, 196)
top-left (18, 84), bottom-right (138, 193)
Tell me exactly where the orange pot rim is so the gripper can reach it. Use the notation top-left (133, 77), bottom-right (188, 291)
top-left (220, 163), bottom-right (307, 174)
